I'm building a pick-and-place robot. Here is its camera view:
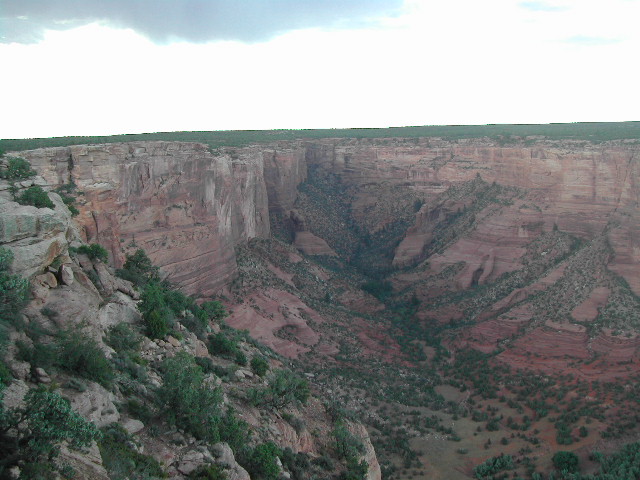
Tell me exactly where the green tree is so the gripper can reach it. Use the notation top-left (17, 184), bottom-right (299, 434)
top-left (0, 385), bottom-right (101, 477)
top-left (139, 282), bottom-right (172, 339)
top-left (552, 450), bottom-right (579, 474)
top-left (243, 442), bottom-right (281, 480)
top-left (0, 248), bottom-right (29, 322)
top-left (117, 249), bottom-right (160, 287)
top-left (157, 352), bottom-right (223, 442)
top-left (0, 157), bottom-right (36, 180)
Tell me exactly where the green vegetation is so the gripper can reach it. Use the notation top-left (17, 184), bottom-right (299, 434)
top-left (473, 454), bottom-right (514, 479)
top-left (250, 355), bottom-right (269, 377)
top-left (117, 249), bottom-right (161, 287)
top-left (248, 369), bottom-right (310, 409)
top-left (0, 385), bottom-right (101, 478)
top-left (0, 157), bottom-right (36, 180)
top-left (14, 185), bottom-right (55, 209)
top-left (241, 442), bottom-right (282, 480)
top-left (157, 351), bottom-right (249, 450)
top-left (75, 243), bottom-right (109, 263)
top-left (17, 327), bottom-right (114, 388)
top-left (0, 248), bottom-right (30, 346)
top-left (552, 451), bottom-right (579, 474)
top-left (98, 423), bottom-right (166, 479)
top-left (189, 464), bottom-right (228, 479)
top-left (3, 122), bottom-right (640, 153)
top-left (54, 183), bottom-right (80, 216)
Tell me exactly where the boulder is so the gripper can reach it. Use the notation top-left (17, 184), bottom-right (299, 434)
top-left (59, 264), bottom-right (74, 285)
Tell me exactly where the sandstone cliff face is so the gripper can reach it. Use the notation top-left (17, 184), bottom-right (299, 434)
top-left (18, 138), bottom-right (640, 300)
top-left (19, 142), bottom-right (283, 296)
top-left (304, 139), bottom-right (640, 293)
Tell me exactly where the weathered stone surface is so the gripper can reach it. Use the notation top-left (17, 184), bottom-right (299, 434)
top-left (122, 418), bottom-right (145, 435)
top-left (68, 382), bottom-right (120, 428)
top-left (0, 190), bottom-right (77, 278)
top-left (59, 442), bottom-right (110, 480)
top-left (20, 142), bottom-right (274, 296)
top-left (210, 443), bottom-right (250, 480)
top-left (59, 264), bottom-right (74, 285)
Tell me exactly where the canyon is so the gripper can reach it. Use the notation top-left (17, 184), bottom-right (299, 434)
top-left (17, 138), bottom-right (640, 365)
top-left (7, 134), bottom-right (640, 479)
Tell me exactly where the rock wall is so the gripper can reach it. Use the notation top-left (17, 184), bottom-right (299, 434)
top-left (19, 142), bottom-right (291, 296)
top-left (304, 139), bottom-right (640, 294)
top-left (15, 138), bottom-right (640, 298)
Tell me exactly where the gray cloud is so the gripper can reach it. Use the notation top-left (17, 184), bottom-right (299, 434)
top-left (1, 0), bottom-right (404, 44)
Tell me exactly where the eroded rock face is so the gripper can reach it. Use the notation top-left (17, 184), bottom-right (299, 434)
top-left (20, 142), bottom-right (276, 296)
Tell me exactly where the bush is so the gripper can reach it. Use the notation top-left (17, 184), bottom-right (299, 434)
top-left (250, 356), bottom-right (269, 377)
top-left (189, 464), bottom-right (227, 479)
top-left (552, 451), bottom-right (579, 474)
top-left (157, 352), bottom-right (223, 442)
top-left (332, 422), bottom-right (365, 460)
top-left (235, 351), bottom-right (247, 366)
top-left (105, 323), bottom-right (142, 354)
top-left (116, 249), bottom-right (160, 287)
top-left (0, 386), bottom-right (101, 476)
top-left (248, 369), bottom-right (309, 409)
top-left (14, 186), bottom-right (54, 209)
top-left (56, 328), bottom-right (114, 388)
top-left (140, 283), bottom-right (173, 339)
top-left (76, 243), bottom-right (109, 263)
top-left (0, 157), bottom-right (36, 180)
top-left (54, 185), bottom-right (79, 216)
top-left (98, 423), bottom-right (166, 480)
top-left (208, 332), bottom-right (239, 358)
top-left (241, 442), bottom-right (281, 480)
top-left (0, 248), bottom-right (29, 328)
top-left (200, 300), bottom-right (228, 321)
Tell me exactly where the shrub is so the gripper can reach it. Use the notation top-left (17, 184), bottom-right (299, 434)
top-left (0, 248), bottom-right (29, 327)
top-left (332, 422), bottom-right (365, 460)
top-left (189, 464), bottom-right (227, 479)
top-left (76, 243), bottom-right (109, 263)
top-left (250, 356), bottom-right (269, 377)
top-left (146, 309), bottom-right (170, 339)
top-left (200, 300), bottom-right (228, 321)
top-left (248, 369), bottom-right (309, 409)
top-left (241, 442), bottom-right (281, 480)
top-left (208, 332), bottom-right (239, 358)
top-left (157, 352), bottom-right (223, 442)
top-left (56, 328), bottom-right (114, 388)
top-left (14, 186), bottom-right (55, 209)
top-left (235, 351), bottom-right (247, 366)
top-left (140, 283), bottom-right (173, 339)
top-left (0, 157), bottom-right (36, 180)
top-left (0, 386), bottom-right (101, 476)
top-left (105, 323), bottom-right (142, 354)
top-left (98, 423), bottom-right (166, 479)
top-left (54, 185), bottom-right (79, 216)
top-left (116, 249), bottom-right (159, 287)
top-left (552, 451), bottom-right (579, 474)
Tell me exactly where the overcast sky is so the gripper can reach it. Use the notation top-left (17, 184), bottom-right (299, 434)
top-left (2, 0), bottom-right (639, 139)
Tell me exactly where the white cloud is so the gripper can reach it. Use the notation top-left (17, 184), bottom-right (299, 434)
top-left (1, 0), bottom-right (639, 139)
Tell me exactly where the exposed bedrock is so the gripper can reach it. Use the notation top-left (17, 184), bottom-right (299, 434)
top-left (15, 138), bottom-right (640, 301)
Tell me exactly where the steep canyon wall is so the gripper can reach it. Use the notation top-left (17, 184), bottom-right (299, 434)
top-left (16, 138), bottom-right (640, 298)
